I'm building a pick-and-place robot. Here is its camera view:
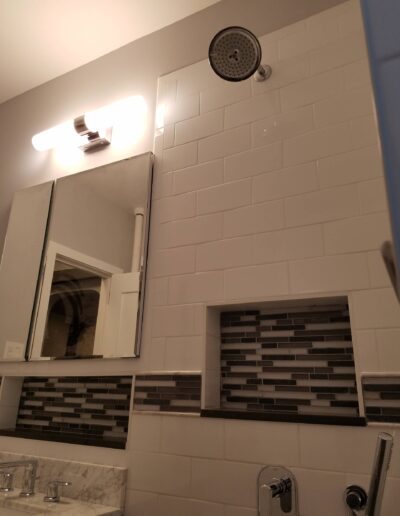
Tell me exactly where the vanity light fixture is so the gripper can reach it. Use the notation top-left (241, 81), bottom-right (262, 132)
top-left (31, 95), bottom-right (147, 153)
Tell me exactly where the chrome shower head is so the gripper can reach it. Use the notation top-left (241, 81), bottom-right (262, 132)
top-left (208, 26), bottom-right (272, 82)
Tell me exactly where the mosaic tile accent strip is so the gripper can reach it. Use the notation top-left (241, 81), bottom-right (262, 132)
top-left (16, 376), bottom-right (132, 446)
top-left (221, 301), bottom-right (359, 418)
top-left (362, 376), bottom-right (400, 423)
top-left (134, 374), bottom-right (201, 413)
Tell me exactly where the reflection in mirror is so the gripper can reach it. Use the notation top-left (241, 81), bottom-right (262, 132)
top-left (29, 152), bottom-right (153, 360)
top-left (42, 260), bottom-right (102, 358)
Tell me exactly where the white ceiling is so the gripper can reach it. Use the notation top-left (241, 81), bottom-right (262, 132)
top-left (0, 0), bottom-right (220, 104)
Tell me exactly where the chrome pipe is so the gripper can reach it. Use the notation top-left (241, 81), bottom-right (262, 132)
top-left (365, 432), bottom-right (393, 516)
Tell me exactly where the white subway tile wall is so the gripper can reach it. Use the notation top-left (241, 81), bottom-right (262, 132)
top-left (130, 1), bottom-right (400, 515)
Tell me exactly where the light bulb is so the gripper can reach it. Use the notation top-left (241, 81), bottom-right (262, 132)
top-left (32, 121), bottom-right (81, 151)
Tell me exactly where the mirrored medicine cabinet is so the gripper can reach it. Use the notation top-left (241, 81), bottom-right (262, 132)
top-left (0, 152), bottom-right (153, 361)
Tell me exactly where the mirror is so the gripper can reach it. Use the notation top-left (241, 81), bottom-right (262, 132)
top-left (0, 182), bottom-right (53, 361)
top-left (30, 152), bottom-right (153, 360)
top-left (0, 152), bottom-right (153, 361)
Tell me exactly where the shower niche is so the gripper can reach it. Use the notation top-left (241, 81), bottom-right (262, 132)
top-left (202, 295), bottom-right (365, 426)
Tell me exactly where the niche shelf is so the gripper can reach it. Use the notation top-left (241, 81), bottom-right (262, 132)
top-left (202, 295), bottom-right (366, 427)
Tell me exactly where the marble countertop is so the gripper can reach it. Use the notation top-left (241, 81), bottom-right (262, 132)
top-left (0, 491), bottom-right (121, 515)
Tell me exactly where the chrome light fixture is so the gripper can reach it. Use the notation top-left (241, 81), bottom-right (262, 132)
top-left (32, 95), bottom-right (147, 153)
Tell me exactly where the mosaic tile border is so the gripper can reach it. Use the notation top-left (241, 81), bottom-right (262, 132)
top-left (220, 300), bottom-right (360, 420)
top-left (134, 374), bottom-right (201, 413)
top-left (362, 376), bottom-right (400, 423)
top-left (13, 376), bottom-right (132, 448)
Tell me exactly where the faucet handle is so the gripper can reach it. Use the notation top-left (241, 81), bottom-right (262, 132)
top-left (43, 481), bottom-right (71, 503)
top-left (0, 472), bottom-right (14, 493)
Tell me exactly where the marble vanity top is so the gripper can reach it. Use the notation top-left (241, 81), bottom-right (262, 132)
top-left (0, 490), bottom-right (121, 515)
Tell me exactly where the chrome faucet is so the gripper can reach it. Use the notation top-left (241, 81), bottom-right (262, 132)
top-left (365, 432), bottom-right (393, 516)
top-left (258, 466), bottom-right (298, 515)
top-left (345, 432), bottom-right (393, 516)
top-left (43, 480), bottom-right (71, 503)
top-left (0, 460), bottom-right (38, 497)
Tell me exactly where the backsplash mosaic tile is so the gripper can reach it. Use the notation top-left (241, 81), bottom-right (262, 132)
top-left (14, 376), bottom-right (132, 448)
top-left (134, 374), bottom-right (201, 413)
top-left (220, 300), bottom-right (360, 419)
top-left (362, 376), bottom-right (400, 423)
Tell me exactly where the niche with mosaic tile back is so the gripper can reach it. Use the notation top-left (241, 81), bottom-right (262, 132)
top-left (202, 295), bottom-right (365, 426)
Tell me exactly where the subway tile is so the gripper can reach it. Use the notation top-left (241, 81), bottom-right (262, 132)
top-left (157, 495), bottom-right (224, 516)
top-left (324, 212), bottom-right (391, 254)
top-left (290, 254), bottom-right (370, 293)
top-left (163, 125), bottom-right (175, 149)
top-left (251, 55), bottom-right (310, 97)
top-left (285, 184), bottom-right (359, 226)
top-left (173, 160), bottom-right (224, 195)
top-left (279, 13), bottom-right (339, 60)
top-left (148, 278), bottom-right (169, 306)
top-left (197, 180), bottom-right (251, 215)
top-left (299, 425), bottom-right (389, 474)
top-left (309, 31), bottom-right (367, 76)
top-left (152, 246), bottom-right (196, 277)
top-left (124, 490), bottom-right (159, 516)
top-left (168, 213), bottom-right (223, 247)
top-left (254, 225), bottom-right (324, 263)
top-left (176, 60), bottom-right (222, 98)
top-left (130, 414), bottom-right (162, 453)
top-left (253, 161), bottom-right (317, 203)
top-left (349, 114), bottom-right (380, 149)
top-left (200, 81), bottom-right (251, 113)
top-left (280, 69), bottom-right (343, 112)
top-left (352, 288), bottom-right (400, 329)
top-left (168, 272), bottom-right (224, 304)
top-left (380, 478), bottom-right (400, 516)
top-left (376, 329), bottom-right (400, 373)
top-left (252, 106), bottom-right (314, 148)
top-left (292, 468), bottom-right (346, 516)
top-left (153, 192), bottom-right (196, 223)
top-left (175, 110), bottom-right (224, 146)
top-left (128, 452), bottom-right (191, 495)
top-left (353, 330), bottom-right (379, 373)
top-left (152, 170), bottom-right (173, 200)
top-left (358, 178), bottom-right (388, 214)
top-left (337, 4), bottom-right (365, 36)
top-left (223, 507), bottom-right (256, 516)
top-left (223, 201), bottom-right (285, 238)
top-left (199, 125), bottom-right (251, 162)
top-left (161, 416), bottom-right (224, 458)
top-left (367, 251), bottom-right (391, 288)
top-left (163, 94), bottom-right (199, 126)
top-left (197, 236), bottom-right (255, 272)
top-left (225, 263), bottom-right (289, 300)
top-left (157, 77), bottom-right (177, 108)
top-left (343, 59), bottom-right (372, 91)
top-left (224, 90), bottom-right (280, 130)
top-left (191, 459), bottom-right (260, 507)
top-left (151, 305), bottom-right (198, 337)
top-left (283, 123), bottom-right (353, 167)
top-left (314, 87), bottom-right (374, 128)
top-left (225, 419), bottom-right (300, 465)
top-left (317, 145), bottom-right (383, 189)
top-left (225, 142), bottom-right (282, 182)
top-left (164, 336), bottom-right (203, 370)
top-left (161, 142), bottom-right (197, 173)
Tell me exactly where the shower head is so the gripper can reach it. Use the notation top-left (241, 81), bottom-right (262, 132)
top-left (208, 26), bottom-right (272, 82)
